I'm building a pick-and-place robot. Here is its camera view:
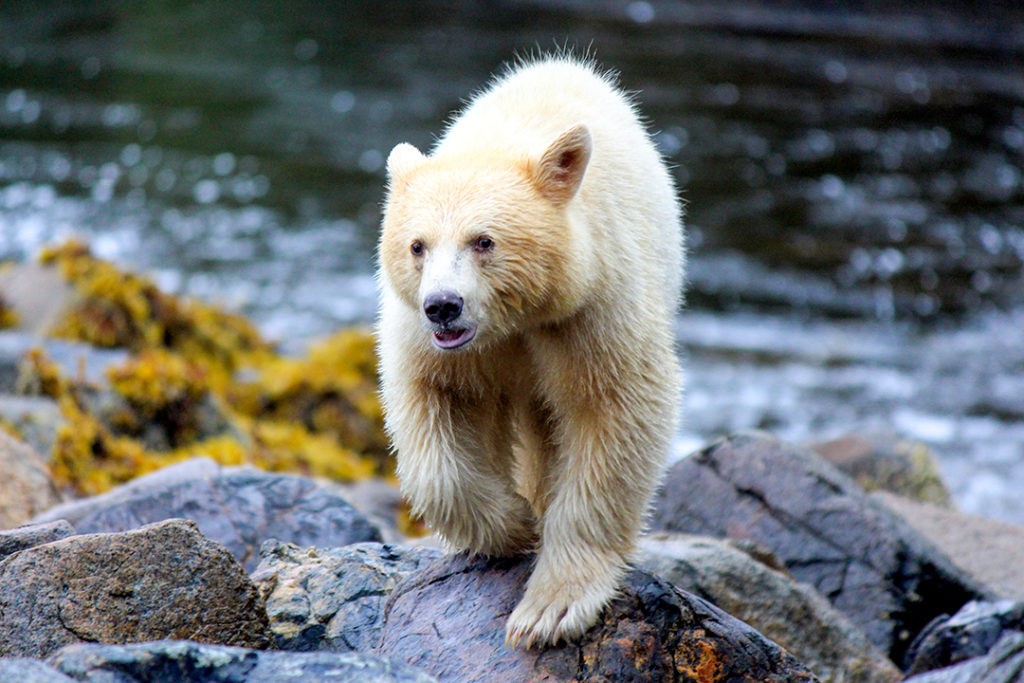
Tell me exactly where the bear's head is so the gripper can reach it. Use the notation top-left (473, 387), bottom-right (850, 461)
top-left (380, 125), bottom-right (593, 352)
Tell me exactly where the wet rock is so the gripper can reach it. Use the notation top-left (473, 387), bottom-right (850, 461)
top-left (379, 553), bottom-right (819, 682)
top-left (0, 519), bottom-right (269, 658)
top-left (48, 640), bottom-right (438, 683)
top-left (638, 532), bottom-right (901, 683)
top-left (0, 520), bottom-right (75, 560)
top-left (875, 491), bottom-right (1024, 600)
top-left (32, 457), bottom-right (382, 571)
top-left (649, 432), bottom-right (990, 664)
top-left (0, 429), bottom-right (60, 528)
top-left (0, 659), bottom-right (75, 683)
top-left (252, 541), bottom-right (442, 652)
top-left (811, 432), bottom-right (953, 507)
top-left (903, 632), bottom-right (1024, 683)
top-left (905, 599), bottom-right (1024, 674)
top-left (0, 395), bottom-right (64, 458)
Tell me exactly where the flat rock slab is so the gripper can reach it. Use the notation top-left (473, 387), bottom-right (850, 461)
top-left (639, 532), bottom-right (901, 683)
top-left (253, 541), bottom-right (443, 652)
top-left (33, 457), bottom-right (382, 571)
top-left (0, 519), bottom-right (269, 658)
top-left (650, 432), bottom-right (990, 664)
top-left (378, 553), bottom-right (819, 682)
top-left (0, 520), bottom-right (75, 560)
top-left (0, 429), bottom-right (60, 529)
top-left (47, 640), bottom-right (438, 683)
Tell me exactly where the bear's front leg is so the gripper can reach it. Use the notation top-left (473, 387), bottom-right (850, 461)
top-left (505, 369), bottom-right (676, 648)
top-left (391, 384), bottom-right (537, 556)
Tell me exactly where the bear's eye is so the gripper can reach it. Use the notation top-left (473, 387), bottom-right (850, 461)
top-left (472, 236), bottom-right (494, 253)
top-left (410, 240), bottom-right (424, 256)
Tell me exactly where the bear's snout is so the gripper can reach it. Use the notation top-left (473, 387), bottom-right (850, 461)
top-left (423, 290), bottom-right (464, 326)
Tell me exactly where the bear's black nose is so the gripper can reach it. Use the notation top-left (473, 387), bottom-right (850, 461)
top-left (423, 290), bottom-right (464, 325)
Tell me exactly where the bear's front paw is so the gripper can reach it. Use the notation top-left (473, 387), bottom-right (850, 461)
top-left (504, 573), bottom-right (616, 649)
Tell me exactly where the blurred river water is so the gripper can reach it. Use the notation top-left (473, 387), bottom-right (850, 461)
top-left (1, 1), bottom-right (1023, 522)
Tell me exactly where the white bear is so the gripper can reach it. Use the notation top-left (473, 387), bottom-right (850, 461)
top-left (377, 55), bottom-right (684, 648)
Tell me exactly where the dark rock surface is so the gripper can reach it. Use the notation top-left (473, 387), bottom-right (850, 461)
top-left (0, 430), bottom-right (60, 529)
top-left (0, 519), bottom-right (269, 658)
top-left (903, 632), bottom-right (1024, 683)
top-left (33, 457), bottom-right (382, 571)
top-left (47, 640), bottom-right (438, 682)
top-left (0, 658), bottom-right (75, 682)
top-left (905, 599), bottom-right (1024, 675)
top-left (379, 553), bottom-right (820, 682)
top-left (876, 491), bottom-right (1024, 600)
top-left (252, 540), bottom-right (442, 652)
top-left (650, 432), bottom-right (991, 664)
top-left (0, 520), bottom-right (75, 559)
top-left (638, 532), bottom-right (901, 683)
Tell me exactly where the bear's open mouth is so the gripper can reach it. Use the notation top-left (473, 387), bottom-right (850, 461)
top-left (432, 325), bottom-right (477, 350)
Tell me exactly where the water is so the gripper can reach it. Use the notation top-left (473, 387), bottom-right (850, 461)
top-left (1, 1), bottom-right (1022, 523)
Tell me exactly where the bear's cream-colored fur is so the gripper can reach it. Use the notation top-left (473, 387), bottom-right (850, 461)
top-left (377, 56), bottom-right (685, 648)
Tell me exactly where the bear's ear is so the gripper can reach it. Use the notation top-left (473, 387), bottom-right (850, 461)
top-left (530, 124), bottom-right (592, 205)
top-left (386, 143), bottom-right (425, 183)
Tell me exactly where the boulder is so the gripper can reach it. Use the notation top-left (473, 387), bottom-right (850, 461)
top-left (649, 432), bottom-right (991, 664)
top-left (875, 491), bottom-right (1024, 600)
top-left (32, 457), bottom-right (382, 571)
top-left (252, 541), bottom-right (442, 652)
top-left (48, 640), bottom-right (437, 683)
top-left (0, 659), bottom-right (75, 683)
top-left (379, 553), bottom-right (820, 682)
top-left (0, 519), bottom-right (269, 658)
top-left (0, 430), bottom-right (60, 529)
top-left (638, 532), bottom-right (901, 683)
top-left (904, 600), bottom-right (1024, 675)
top-left (903, 632), bottom-right (1024, 683)
top-left (0, 520), bottom-right (75, 560)
top-left (811, 433), bottom-right (953, 507)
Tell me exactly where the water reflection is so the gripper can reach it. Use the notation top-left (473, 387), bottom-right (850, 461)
top-left (0, 0), bottom-right (1022, 521)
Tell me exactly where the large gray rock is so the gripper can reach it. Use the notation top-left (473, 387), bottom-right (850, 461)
top-left (0, 659), bottom-right (75, 682)
top-left (649, 432), bottom-right (991, 664)
top-left (876, 491), bottom-right (1024, 600)
top-left (638, 532), bottom-right (902, 683)
top-left (47, 640), bottom-right (437, 683)
top-left (252, 541), bottom-right (442, 652)
top-left (33, 457), bottom-right (382, 571)
top-left (0, 430), bottom-right (60, 529)
top-left (0, 520), bottom-right (75, 560)
top-left (379, 553), bottom-right (820, 682)
top-left (903, 632), bottom-right (1024, 683)
top-left (0, 519), bottom-right (269, 658)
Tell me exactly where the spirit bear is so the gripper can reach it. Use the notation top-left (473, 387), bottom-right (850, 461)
top-left (377, 55), bottom-right (685, 648)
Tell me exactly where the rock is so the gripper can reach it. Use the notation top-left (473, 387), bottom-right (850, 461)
top-left (638, 532), bottom-right (902, 683)
top-left (332, 478), bottom-right (405, 543)
top-left (379, 553), bottom-right (820, 682)
top-left (0, 520), bottom-right (75, 560)
top-left (0, 429), bottom-right (60, 528)
top-left (649, 432), bottom-right (991, 664)
top-left (903, 632), bottom-right (1024, 683)
top-left (0, 331), bottom-right (129, 393)
top-left (0, 395), bottom-right (64, 458)
top-left (48, 640), bottom-right (438, 683)
top-left (0, 519), bottom-right (269, 658)
top-left (252, 541), bottom-right (442, 652)
top-left (32, 457), bottom-right (382, 571)
top-left (0, 659), bottom-right (75, 682)
top-left (253, 540), bottom-right (442, 651)
top-left (0, 263), bottom-right (74, 337)
top-left (811, 433), bottom-right (953, 507)
top-left (875, 491), bottom-right (1024, 600)
top-left (904, 599), bottom-right (1024, 674)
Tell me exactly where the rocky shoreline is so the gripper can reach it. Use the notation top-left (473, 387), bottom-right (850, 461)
top-left (1, 247), bottom-right (1023, 681)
